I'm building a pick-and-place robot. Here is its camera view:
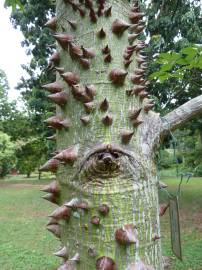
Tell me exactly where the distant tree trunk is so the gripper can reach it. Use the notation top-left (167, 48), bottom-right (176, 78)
top-left (40, 1), bottom-right (202, 269)
top-left (27, 172), bottom-right (31, 178)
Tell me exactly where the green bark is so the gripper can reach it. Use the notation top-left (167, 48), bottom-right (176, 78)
top-left (43, 0), bottom-right (164, 269)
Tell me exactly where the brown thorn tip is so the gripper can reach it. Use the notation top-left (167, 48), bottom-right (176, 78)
top-left (80, 58), bottom-right (91, 69)
top-left (128, 33), bottom-right (140, 43)
top-left (89, 9), bottom-right (97, 23)
top-left (102, 45), bottom-right (110, 54)
top-left (54, 147), bottom-right (78, 163)
top-left (42, 82), bottom-right (62, 93)
top-left (41, 180), bottom-right (60, 194)
top-left (48, 91), bottom-right (69, 106)
top-left (121, 130), bottom-right (134, 144)
top-left (124, 59), bottom-right (133, 68)
top-left (44, 17), bottom-right (57, 31)
top-left (112, 19), bottom-right (130, 35)
top-left (96, 256), bottom-right (116, 270)
top-left (98, 204), bottom-right (110, 216)
top-left (50, 205), bottom-right (71, 221)
top-left (61, 72), bottom-right (80, 86)
top-left (159, 203), bottom-right (169, 217)
top-left (39, 159), bottom-right (59, 173)
top-left (144, 103), bottom-right (155, 113)
top-left (104, 54), bottom-right (112, 63)
top-left (70, 253), bottom-right (80, 262)
top-left (49, 52), bottom-right (60, 65)
top-left (100, 98), bottom-right (109, 111)
top-left (81, 46), bottom-right (96, 58)
top-left (109, 68), bottom-right (127, 85)
top-left (42, 193), bottom-right (58, 204)
top-left (46, 224), bottom-right (61, 238)
top-left (138, 91), bottom-right (149, 100)
top-left (129, 12), bottom-right (144, 24)
top-left (54, 246), bottom-right (68, 259)
top-left (47, 217), bottom-right (58, 226)
top-left (115, 224), bottom-right (138, 245)
top-left (85, 84), bottom-right (96, 97)
top-left (98, 28), bottom-right (106, 38)
top-left (80, 115), bottom-right (90, 125)
top-left (129, 108), bottom-right (142, 120)
top-left (102, 115), bottom-right (113, 126)
top-left (91, 216), bottom-right (100, 225)
top-left (84, 101), bottom-right (95, 114)
top-left (131, 74), bottom-right (144, 84)
top-left (52, 33), bottom-right (74, 49)
top-left (104, 6), bottom-right (112, 17)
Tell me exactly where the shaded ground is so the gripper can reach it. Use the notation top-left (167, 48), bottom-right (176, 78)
top-left (0, 174), bottom-right (201, 269)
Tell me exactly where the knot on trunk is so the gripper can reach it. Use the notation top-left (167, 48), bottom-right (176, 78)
top-left (84, 150), bottom-right (121, 178)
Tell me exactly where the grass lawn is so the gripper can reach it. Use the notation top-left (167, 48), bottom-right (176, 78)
top-left (0, 173), bottom-right (201, 269)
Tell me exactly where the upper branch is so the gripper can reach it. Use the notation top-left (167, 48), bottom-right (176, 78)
top-left (161, 95), bottom-right (202, 136)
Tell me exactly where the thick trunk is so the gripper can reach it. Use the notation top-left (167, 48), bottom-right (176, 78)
top-left (40, 1), bottom-right (202, 269)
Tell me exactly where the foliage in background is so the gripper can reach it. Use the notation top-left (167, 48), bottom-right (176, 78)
top-left (150, 45), bottom-right (202, 82)
top-left (0, 132), bottom-right (16, 177)
top-left (145, 0), bottom-right (202, 112)
top-left (174, 128), bottom-right (202, 176)
top-left (0, 69), bottom-right (54, 178)
top-left (15, 138), bottom-right (47, 177)
top-left (4, 0), bottom-right (24, 11)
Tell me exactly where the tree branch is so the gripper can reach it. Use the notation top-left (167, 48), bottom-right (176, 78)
top-left (161, 95), bottom-right (202, 136)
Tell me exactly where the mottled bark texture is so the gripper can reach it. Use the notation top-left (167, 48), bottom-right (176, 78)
top-left (41, 1), bottom-right (202, 269)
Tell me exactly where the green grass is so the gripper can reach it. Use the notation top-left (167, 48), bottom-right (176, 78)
top-left (0, 173), bottom-right (202, 269)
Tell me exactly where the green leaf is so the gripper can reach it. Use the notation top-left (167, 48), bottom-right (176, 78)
top-left (149, 71), bottom-right (167, 80)
top-left (176, 58), bottom-right (188, 65)
top-left (158, 73), bottom-right (171, 82)
top-left (181, 46), bottom-right (198, 56)
top-left (160, 63), bottom-right (174, 71)
top-left (4, 0), bottom-right (24, 11)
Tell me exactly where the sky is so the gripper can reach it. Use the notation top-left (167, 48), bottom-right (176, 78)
top-left (0, 0), bottom-right (30, 104)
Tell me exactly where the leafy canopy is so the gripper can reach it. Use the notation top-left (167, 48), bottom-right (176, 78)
top-left (150, 45), bottom-right (202, 82)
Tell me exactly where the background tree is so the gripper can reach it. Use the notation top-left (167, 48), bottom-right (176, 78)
top-left (0, 131), bottom-right (15, 177)
top-left (16, 138), bottom-right (47, 178)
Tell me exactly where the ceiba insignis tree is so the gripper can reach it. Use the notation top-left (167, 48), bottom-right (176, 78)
top-left (39, 1), bottom-right (202, 269)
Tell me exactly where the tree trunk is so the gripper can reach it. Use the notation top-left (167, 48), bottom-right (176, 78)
top-left (40, 1), bottom-right (202, 269)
